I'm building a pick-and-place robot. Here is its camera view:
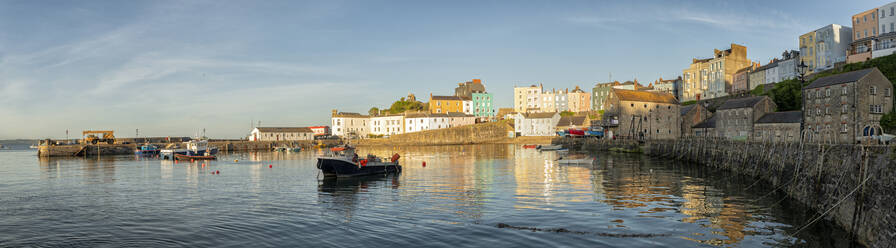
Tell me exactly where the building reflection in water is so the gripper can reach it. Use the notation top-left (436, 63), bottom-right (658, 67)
top-left (39, 156), bottom-right (117, 184)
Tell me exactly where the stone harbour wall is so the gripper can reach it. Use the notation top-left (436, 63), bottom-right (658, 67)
top-left (645, 138), bottom-right (896, 247)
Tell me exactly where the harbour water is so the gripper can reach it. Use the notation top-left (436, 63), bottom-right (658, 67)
top-left (0, 144), bottom-right (857, 247)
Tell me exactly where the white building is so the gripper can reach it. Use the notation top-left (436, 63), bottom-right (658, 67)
top-left (404, 112), bottom-right (451, 133)
top-left (765, 62), bottom-right (779, 85)
top-left (369, 115), bottom-right (405, 136)
top-left (514, 112), bottom-right (560, 136)
top-left (812, 24), bottom-right (852, 72)
top-left (447, 112), bottom-right (476, 128)
top-left (777, 51), bottom-right (801, 81)
top-left (462, 98), bottom-right (473, 115)
top-left (331, 110), bottom-right (370, 138)
top-left (875, 2), bottom-right (896, 58)
top-left (249, 127), bottom-right (314, 141)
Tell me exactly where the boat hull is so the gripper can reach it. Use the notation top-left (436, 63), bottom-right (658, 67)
top-left (174, 154), bottom-right (217, 160)
top-left (316, 158), bottom-right (401, 178)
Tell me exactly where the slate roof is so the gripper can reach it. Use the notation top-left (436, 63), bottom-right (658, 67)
top-left (446, 112), bottom-right (474, 117)
top-left (680, 105), bottom-right (696, 116)
top-left (717, 96), bottom-right (768, 110)
top-left (520, 112), bottom-right (558, 119)
top-left (557, 116), bottom-right (587, 127)
top-left (405, 112), bottom-right (449, 118)
top-left (805, 68), bottom-right (876, 89)
top-left (332, 112), bottom-right (369, 117)
top-left (612, 89), bottom-right (678, 104)
top-left (755, 111), bottom-right (802, 124)
top-left (256, 127), bottom-right (313, 133)
top-left (692, 114), bottom-right (717, 128)
top-left (430, 95), bottom-right (464, 101)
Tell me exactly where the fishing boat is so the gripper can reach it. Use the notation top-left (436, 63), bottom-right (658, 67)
top-left (174, 153), bottom-right (216, 160)
top-left (134, 144), bottom-right (160, 156)
top-left (536, 144), bottom-right (564, 151)
top-left (160, 139), bottom-right (218, 159)
top-left (316, 146), bottom-right (401, 178)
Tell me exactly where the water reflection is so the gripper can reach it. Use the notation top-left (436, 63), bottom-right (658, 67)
top-left (11, 145), bottom-right (857, 247)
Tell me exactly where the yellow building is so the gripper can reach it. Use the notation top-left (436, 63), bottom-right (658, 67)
top-left (429, 94), bottom-right (465, 114)
top-left (799, 31), bottom-right (816, 72)
top-left (681, 44), bottom-right (750, 101)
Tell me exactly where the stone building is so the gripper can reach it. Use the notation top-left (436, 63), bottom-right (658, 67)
top-left (556, 115), bottom-right (589, 131)
top-left (847, 7), bottom-right (879, 64)
top-left (803, 67), bottom-right (893, 143)
top-left (514, 112), bottom-right (560, 136)
top-left (732, 66), bottom-right (752, 94)
top-left (680, 104), bottom-right (710, 137)
top-left (715, 96), bottom-right (776, 140)
top-left (455, 79), bottom-right (486, 99)
top-left (691, 114), bottom-right (717, 137)
top-left (249, 127), bottom-right (314, 141)
top-left (447, 112), bottom-right (476, 128)
top-left (331, 110), bottom-right (370, 138)
top-left (681, 44), bottom-right (751, 101)
top-left (601, 89), bottom-right (680, 140)
top-left (753, 111), bottom-right (802, 142)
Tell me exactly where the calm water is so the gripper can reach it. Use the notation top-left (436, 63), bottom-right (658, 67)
top-left (0, 145), bottom-right (856, 247)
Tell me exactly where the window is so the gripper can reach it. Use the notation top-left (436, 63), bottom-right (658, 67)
top-left (865, 16), bottom-right (868, 22)
top-left (842, 86), bottom-right (848, 95)
top-left (825, 107), bottom-right (830, 115)
top-left (825, 88), bottom-right (831, 97)
top-left (887, 88), bottom-right (892, 97)
top-left (841, 124), bottom-right (848, 133)
top-left (816, 90), bottom-right (821, 98)
top-left (842, 105), bottom-right (849, 113)
top-left (871, 86), bottom-right (877, 95)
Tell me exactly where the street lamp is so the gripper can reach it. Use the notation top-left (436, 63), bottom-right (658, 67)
top-left (797, 61), bottom-right (809, 142)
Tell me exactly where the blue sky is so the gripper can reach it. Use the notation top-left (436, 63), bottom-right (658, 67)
top-left (0, 0), bottom-right (883, 139)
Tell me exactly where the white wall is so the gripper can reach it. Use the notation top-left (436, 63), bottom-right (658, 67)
top-left (514, 113), bottom-right (560, 136)
top-left (370, 116), bottom-right (404, 136)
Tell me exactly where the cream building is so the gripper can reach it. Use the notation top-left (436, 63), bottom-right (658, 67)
top-left (567, 86), bottom-right (591, 113)
top-left (681, 44), bottom-right (751, 101)
top-left (513, 84), bottom-right (543, 113)
top-left (514, 112), bottom-right (560, 136)
top-left (800, 24), bottom-right (852, 73)
top-left (331, 110), bottom-right (370, 138)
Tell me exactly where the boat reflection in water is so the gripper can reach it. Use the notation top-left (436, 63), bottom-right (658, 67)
top-left (317, 175), bottom-right (400, 220)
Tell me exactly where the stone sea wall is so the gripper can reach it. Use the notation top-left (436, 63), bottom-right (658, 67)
top-left (559, 137), bottom-right (896, 247)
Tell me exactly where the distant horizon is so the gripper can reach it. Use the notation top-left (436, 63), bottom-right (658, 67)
top-left (0, 0), bottom-right (882, 139)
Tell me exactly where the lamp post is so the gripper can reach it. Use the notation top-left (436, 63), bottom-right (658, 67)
top-left (797, 61), bottom-right (809, 141)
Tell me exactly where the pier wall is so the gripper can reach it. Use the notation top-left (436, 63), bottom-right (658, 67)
top-left (558, 137), bottom-right (896, 247)
top-left (38, 140), bottom-right (344, 157)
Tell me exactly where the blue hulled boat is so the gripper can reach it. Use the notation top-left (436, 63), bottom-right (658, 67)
top-left (135, 144), bottom-right (160, 156)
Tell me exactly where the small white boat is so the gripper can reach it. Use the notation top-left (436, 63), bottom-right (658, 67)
top-left (556, 156), bottom-right (595, 165)
top-left (537, 145), bottom-right (563, 151)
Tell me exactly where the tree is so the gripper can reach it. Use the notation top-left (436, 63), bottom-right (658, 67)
top-left (560, 111), bottom-right (576, 117)
top-left (388, 99), bottom-right (424, 114)
top-left (882, 110), bottom-right (896, 134)
top-left (369, 107), bottom-right (380, 116)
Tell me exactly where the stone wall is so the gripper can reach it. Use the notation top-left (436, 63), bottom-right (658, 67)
top-left (645, 138), bottom-right (896, 247)
top-left (355, 121), bottom-right (513, 146)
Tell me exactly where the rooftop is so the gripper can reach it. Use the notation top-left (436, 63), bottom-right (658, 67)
top-left (806, 68), bottom-right (877, 89)
top-left (612, 89), bottom-right (678, 104)
top-left (557, 116), bottom-right (587, 127)
top-left (692, 114), bottom-right (717, 129)
top-left (680, 105), bottom-right (696, 116)
top-left (520, 112), bottom-right (558, 119)
top-left (430, 95), bottom-right (465, 101)
top-left (256, 127), bottom-right (313, 133)
top-left (756, 111), bottom-right (802, 124)
top-left (717, 96), bottom-right (768, 110)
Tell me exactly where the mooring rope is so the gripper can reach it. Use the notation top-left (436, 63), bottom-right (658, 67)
top-left (790, 175), bottom-right (872, 238)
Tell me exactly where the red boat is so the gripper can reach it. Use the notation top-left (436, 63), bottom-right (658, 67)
top-left (567, 129), bottom-right (585, 137)
top-left (522, 145), bottom-right (537, 149)
top-left (174, 153), bottom-right (217, 161)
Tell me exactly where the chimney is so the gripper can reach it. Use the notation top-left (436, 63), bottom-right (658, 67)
top-left (473, 79), bottom-right (481, 84)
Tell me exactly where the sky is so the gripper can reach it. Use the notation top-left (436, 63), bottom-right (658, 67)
top-left (0, 0), bottom-right (884, 139)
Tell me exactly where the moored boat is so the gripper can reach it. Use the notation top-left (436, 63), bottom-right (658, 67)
top-left (135, 144), bottom-right (160, 156)
top-left (522, 144), bottom-right (537, 149)
top-left (160, 139), bottom-right (218, 159)
top-left (317, 146), bottom-right (401, 178)
top-left (536, 144), bottom-right (563, 151)
top-left (174, 153), bottom-right (216, 160)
